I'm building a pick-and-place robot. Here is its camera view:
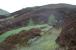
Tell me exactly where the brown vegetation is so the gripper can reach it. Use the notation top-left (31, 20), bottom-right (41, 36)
top-left (56, 9), bottom-right (76, 50)
top-left (0, 28), bottom-right (41, 50)
top-left (0, 4), bottom-right (71, 35)
top-left (0, 43), bottom-right (16, 50)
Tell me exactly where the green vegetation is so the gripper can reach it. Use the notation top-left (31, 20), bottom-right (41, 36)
top-left (0, 24), bottom-right (60, 50)
top-left (0, 24), bottom-right (50, 42)
top-left (48, 15), bottom-right (56, 25)
top-left (0, 14), bottom-right (60, 50)
top-left (27, 18), bottom-right (35, 26)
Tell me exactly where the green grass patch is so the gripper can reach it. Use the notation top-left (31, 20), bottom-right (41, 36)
top-left (0, 24), bottom-right (59, 50)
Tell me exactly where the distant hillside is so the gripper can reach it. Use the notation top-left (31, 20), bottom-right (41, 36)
top-left (10, 3), bottom-right (76, 17)
top-left (0, 9), bottom-right (9, 16)
top-left (10, 3), bottom-right (76, 26)
top-left (0, 9), bottom-right (10, 19)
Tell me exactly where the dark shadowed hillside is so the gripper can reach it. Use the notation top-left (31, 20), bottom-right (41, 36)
top-left (0, 3), bottom-right (76, 34)
top-left (10, 3), bottom-right (76, 26)
top-left (56, 7), bottom-right (76, 50)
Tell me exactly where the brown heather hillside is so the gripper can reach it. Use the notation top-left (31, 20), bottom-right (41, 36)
top-left (56, 7), bottom-right (76, 50)
top-left (0, 3), bottom-right (76, 35)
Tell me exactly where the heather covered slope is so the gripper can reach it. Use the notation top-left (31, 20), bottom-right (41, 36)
top-left (0, 3), bottom-right (76, 34)
top-left (56, 7), bottom-right (76, 50)
top-left (0, 3), bottom-right (76, 50)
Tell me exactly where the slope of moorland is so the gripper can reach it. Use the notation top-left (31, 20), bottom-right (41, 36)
top-left (0, 3), bottom-right (76, 50)
top-left (0, 3), bottom-right (76, 34)
top-left (0, 24), bottom-right (61, 50)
